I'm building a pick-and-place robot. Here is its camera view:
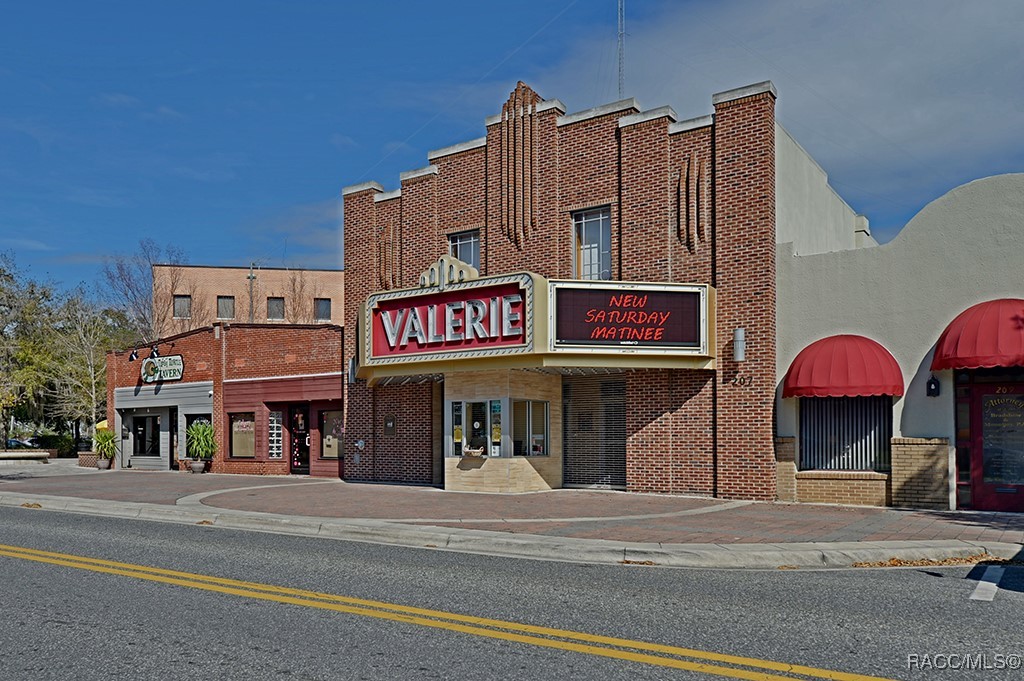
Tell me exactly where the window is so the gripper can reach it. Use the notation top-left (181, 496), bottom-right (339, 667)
top-left (799, 396), bottom-right (892, 471)
top-left (267, 297), bottom-right (285, 321)
top-left (573, 207), bottom-right (611, 280)
top-left (217, 296), bottom-right (235, 320)
top-left (229, 413), bottom-right (256, 458)
top-left (314, 298), bottom-right (331, 321)
top-left (173, 295), bottom-right (192, 319)
top-left (268, 411), bottom-right (283, 459)
top-left (512, 400), bottom-right (549, 456)
top-left (448, 230), bottom-right (480, 269)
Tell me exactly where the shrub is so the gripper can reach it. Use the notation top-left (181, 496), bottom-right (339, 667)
top-left (93, 430), bottom-right (118, 459)
top-left (186, 420), bottom-right (217, 460)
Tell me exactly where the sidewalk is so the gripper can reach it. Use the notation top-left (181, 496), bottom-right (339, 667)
top-left (2, 459), bottom-right (1022, 568)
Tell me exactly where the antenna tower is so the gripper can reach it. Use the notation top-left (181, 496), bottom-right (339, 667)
top-left (617, 0), bottom-right (625, 98)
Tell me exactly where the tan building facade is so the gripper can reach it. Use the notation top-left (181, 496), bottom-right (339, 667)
top-left (152, 265), bottom-right (344, 338)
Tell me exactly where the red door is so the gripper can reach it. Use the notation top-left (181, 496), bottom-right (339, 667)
top-left (972, 385), bottom-right (1024, 511)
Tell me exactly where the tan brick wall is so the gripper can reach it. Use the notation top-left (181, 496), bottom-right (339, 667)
top-left (775, 437), bottom-right (796, 502)
top-left (795, 470), bottom-right (890, 506)
top-left (444, 369), bottom-right (562, 491)
top-left (891, 437), bottom-right (949, 509)
top-left (153, 265), bottom-right (343, 337)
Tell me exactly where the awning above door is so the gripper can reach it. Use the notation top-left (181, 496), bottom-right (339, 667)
top-left (783, 334), bottom-right (904, 398)
top-left (931, 298), bottom-right (1024, 371)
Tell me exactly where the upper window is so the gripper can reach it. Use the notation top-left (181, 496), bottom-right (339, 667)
top-left (217, 296), bottom-right (235, 320)
top-left (314, 298), bottom-right (331, 322)
top-left (267, 297), bottom-right (285, 321)
top-left (573, 207), bottom-right (612, 280)
top-left (448, 230), bottom-right (480, 270)
top-left (172, 295), bottom-right (192, 319)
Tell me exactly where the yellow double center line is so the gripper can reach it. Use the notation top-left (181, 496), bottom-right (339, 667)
top-left (0, 542), bottom-right (892, 680)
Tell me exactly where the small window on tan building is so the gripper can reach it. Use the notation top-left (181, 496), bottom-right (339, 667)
top-left (217, 296), bottom-right (235, 320)
top-left (173, 295), bottom-right (192, 319)
top-left (267, 297), bottom-right (285, 321)
top-left (314, 298), bottom-right (331, 322)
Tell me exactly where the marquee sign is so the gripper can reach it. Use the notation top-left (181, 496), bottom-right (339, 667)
top-left (550, 282), bottom-right (708, 355)
top-left (364, 271), bottom-right (535, 366)
top-left (140, 355), bottom-right (185, 383)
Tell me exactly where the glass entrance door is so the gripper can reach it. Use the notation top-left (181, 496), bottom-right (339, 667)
top-left (290, 405), bottom-right (310, 474)
top-left (973, 386), bottom-right (1024, 511)
top-left (132, 415), bottom-right (160, 456)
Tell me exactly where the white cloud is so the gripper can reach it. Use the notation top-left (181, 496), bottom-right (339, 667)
top-left (0, 237), bottom-right (53, 251)
top-left (533, 0), bottom-right (1024, 240)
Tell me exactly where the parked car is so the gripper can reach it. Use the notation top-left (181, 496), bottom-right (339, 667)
top-left (4, 437), bottom-right (39, 449)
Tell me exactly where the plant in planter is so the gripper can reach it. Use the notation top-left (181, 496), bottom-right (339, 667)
top-left (93, 429), bottom-right (118, 470)
top-left (185, 420), bottom-right (216, 473)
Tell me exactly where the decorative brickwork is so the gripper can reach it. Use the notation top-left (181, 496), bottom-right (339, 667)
top-left (342, 82), bottom-right (780, 497)
top-left (890, 437), bottom-right (950, 509)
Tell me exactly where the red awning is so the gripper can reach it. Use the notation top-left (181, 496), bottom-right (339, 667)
top-left (931, 298), bottom-right (1024, 370)
top-left (783, 335), bottom-right (904, 398)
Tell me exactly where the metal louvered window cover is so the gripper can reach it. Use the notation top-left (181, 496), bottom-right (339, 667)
top-left (799, 396), bottom-right (892, 471)
top-left (562, 375), bottom-right (627, 488)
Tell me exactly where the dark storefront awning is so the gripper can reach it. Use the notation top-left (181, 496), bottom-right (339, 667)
top-left (783, 335), bottom-right (904, 398)
top-left (931, 298), bottom-right (1024, 371)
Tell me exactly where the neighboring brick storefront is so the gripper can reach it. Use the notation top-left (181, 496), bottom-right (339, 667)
top-left (342, 81), bottom-right (780, 499)
top-left (107, 324), bottom-right (343, 476)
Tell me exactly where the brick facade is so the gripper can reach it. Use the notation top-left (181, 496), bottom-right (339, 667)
top-left (774, 436), bottom-right (951, 509)
top-left (342, 81), bottom-right (779, 499)
top-left (152, 265), bottom-right (343, 338)
top-left (107, 323), bottom-right (343, 476)
top-left (890, 437), bottom-right (950, 509)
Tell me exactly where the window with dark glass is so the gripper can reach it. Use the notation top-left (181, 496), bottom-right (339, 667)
top-left (217, 295), bottom-right (235, 320)
top-left (573, 207), bottom-right (611, 280)
top-left (173, 295), bottom-right (192, 319)
top-left (512, 400), bottom-right (549, 456)
top-left (448, 230), bottom-right (480, 269)
top-left (267, 297), bottom-right (285, 321)
top-left (229, 412), bottom-right (256, 458)
top-left (314, 298), bottom-right (331, 321)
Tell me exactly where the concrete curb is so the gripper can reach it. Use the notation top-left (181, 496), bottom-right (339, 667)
top-left (2, 492), bottom-right (1020, 569)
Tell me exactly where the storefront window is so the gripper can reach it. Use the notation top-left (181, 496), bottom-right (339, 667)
top-left (268, 411), bottom-right (283, 458)
top-left (320, 410), bottom-right (343, 459)
top-left (230, 413), bottom-right (256, 458)
top-left (451, 403), bottom-right (463, 457)
top-left (512, 400), bottom-right (548, 456)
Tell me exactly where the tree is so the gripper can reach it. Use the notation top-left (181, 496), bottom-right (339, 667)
top-left (46, 290), bottom-right (133, 437)
top-left (101, 238), bottom-right (210, 341)
top-left (284, 269), bottom-right (325, 324)
top-left (0, 253), bottom-right (57, 443)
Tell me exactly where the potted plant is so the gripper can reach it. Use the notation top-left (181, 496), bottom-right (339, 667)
top-left (93, 429), bottom-right (118, 470)
top-left (185, 420), bottom-right (216, 473)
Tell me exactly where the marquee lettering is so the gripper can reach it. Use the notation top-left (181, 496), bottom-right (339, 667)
top-left (371, 283), bottom-right (526, 359)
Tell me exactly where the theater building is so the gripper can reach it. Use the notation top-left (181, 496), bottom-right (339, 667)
top-left (341, 80), bottom-right (1023, 511)
top-left (106, 324), bottom-right (344, 475)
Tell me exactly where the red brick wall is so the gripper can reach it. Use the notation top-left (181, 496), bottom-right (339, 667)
top-left (342, 82), bottom-right (779, 497)
top-left (712, 91), bottom-right (777, 500)
top-left (107, 324), bottom-right (343, 477)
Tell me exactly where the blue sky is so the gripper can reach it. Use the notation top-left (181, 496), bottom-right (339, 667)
top-left (3, 0), bottom-right (1023, 292)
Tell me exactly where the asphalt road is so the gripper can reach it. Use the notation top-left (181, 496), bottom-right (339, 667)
top-left (1, 506), bottom-right (1021, 680)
